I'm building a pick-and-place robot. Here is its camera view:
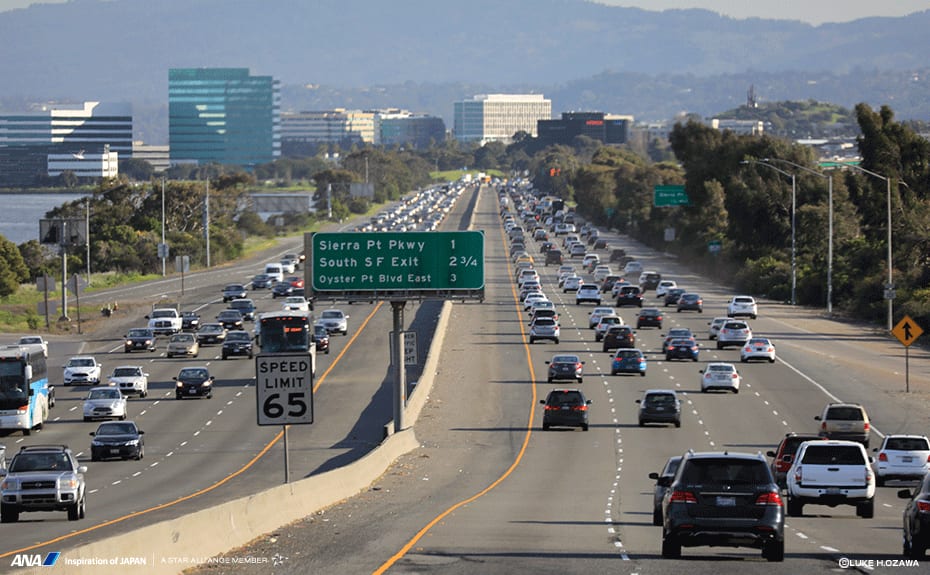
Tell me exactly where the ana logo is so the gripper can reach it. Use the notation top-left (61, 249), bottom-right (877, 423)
top-left (10, 552), bottom-right (60, 567)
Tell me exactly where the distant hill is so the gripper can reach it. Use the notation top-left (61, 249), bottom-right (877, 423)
top-left (2, 0), bottom-right (929, 143)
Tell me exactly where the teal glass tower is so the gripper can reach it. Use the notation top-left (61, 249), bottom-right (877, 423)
top-left (169, 68), bottom-right (280, 168)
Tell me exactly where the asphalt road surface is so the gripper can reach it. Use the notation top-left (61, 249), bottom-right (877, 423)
top-left (184, 186), bottom-right (930, 575)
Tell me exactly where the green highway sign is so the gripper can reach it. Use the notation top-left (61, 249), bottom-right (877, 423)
top-left (654, 184), bottom-right (689, 207)
top-left (311, 231), bottom-right (485, 293)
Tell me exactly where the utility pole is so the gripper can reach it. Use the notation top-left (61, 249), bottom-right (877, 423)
top-left (161, 178), bottom-right (167, 277)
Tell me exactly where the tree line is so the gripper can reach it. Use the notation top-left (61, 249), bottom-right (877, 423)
top-left (2, 102), bottom-right (929, 332)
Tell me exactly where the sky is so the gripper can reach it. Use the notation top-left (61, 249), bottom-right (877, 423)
top-left (0, 0), bottom-right (926, 25)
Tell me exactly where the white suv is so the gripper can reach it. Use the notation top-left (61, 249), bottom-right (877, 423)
top-left (727, 295), bottom-right (758, 319)
top-left (576, 284), bottom-right (602, 305)
top-left (786, 440), bottom-right (875, 518)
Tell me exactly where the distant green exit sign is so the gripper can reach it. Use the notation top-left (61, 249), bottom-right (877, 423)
top-left (654, 185), bottom-right (689, 207)
top-left (311, 231), bottom-right (485, 293)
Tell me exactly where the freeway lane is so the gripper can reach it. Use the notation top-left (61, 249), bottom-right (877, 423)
top-left (0, 185), bottom-right (476, 558)
top-left (187, 185), bottom-right (930, 575)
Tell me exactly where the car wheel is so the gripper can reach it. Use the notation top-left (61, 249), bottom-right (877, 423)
top-left (581, 423), bottom-right (589, 431)
top-left (136, 446), bottom-right (144, 460)
top-left (674, 420), bottom-right (681, 428)
top-left (741, 357), bottom-right (747, 363)
top-left (652, 508), bottom-right (663, 526)
top-left (908, 540), bottom-right (925, 559)
top-left (91, 451), bottom-right (99, 462)
top-left (1, 505), bottom-right (19, 523)
top-left (547, 377), bottom-right (553, 383)
top-left (176, 394), bottom-right (183, 400)
top-left (733, 388), bottom-right (739, 394)
top-left (692, 357), bottom-right (697, 362)
top-left (661, 534), bottom-right (681, 558)
top-left (638, 420), bottom-right (645, 427)
top-left (763, 539), bottom-right (785, 562)
top-left (222, 353), bottom-right (228, 360)
top-left (529, 338), bottom-right (535, 344)
top-left (857, 498), bottom-right (874, 518)
top-left (577, 377), bottom-right (583, 384)
top-left (769, 358), bottom-right (775, 363)
top-left (542, 422), bottom-right (550, 431)
top-left (786, 497), bottom-right (803, 517)
top-left (67, 496), bottom-right (83, 521)
top-left (716, 342), bottom-right (723, 350)
top-left (82, 416), bottom-right (91, 422)
top-left (876, 475), bottom-right (885, 487)
top-left (554, 339), bottom-right (560, 344)
top-left (640, 371), bottom-right (646, 377)
top-left (751, 315), bottom-right (757, 320)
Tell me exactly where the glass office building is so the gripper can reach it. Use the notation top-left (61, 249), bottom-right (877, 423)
top-left (169, 68), bottom-right (280, 168)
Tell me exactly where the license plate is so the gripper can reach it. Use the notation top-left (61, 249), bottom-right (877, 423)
top-left (561, 406), bottom-right (571, 411)
top-left (903, 456), bottom-right (914, 463)
top-left (189, 388), bottom-right (197, 394)
top-left (655, 407), bottom-right (665, 411)
top-left (716, 496), bottom-right (736, 506)
top-left (826, 488), bottom-right (842, 495)
top-left (110, 448), bottom-right (120, 455)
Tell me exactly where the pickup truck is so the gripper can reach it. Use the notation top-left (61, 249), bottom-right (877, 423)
top-left (16, 335), bottom-right (48, 357)
top-left (146, 302), bottom-right (182, 335)
top-left (786, 440), bottom-right (875, 518)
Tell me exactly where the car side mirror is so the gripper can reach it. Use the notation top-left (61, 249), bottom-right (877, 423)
top-left (814, 416), bottom-right (822, 421)
top-left (544, 361), bottom-right (551, 365)
top-left (699, 370), bottom-right (705, 374)
top-left (138, 430), bottom-right (145, 435)
top-left (586, 400), bottom-right (592, 405)
top-left (766, 450), bottom-right (776, 458)
top-left (89, 432), bottom-right (96, 437)
top-left (539, 399), bottom-right (546, 405)
top-left (78, 466), bottom-right (88, 473)
top-left (635, 399), bottom-right (642, 404)
top-left (648, 472), bottom-right (659, 480)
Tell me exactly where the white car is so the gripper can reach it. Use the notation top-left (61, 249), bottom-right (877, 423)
top-left (655, 280), bottom-right (678, 298)
top-left (83, 387), bottom-right (128, 421)
top-left (575, 284), bottom-right (602, 305)
top-left (588, 306), bottom-right (617, 329)
top-left (594, 315), bottom-right (623, 341)
top-left (107, 365), bottom-right (149, 398)
top-left (592, 265), bottom-right (612, 283)
top-left (740, 337), bottom-right (776, 363)
top-left (557, 264), bottom-right (574, 277)
top-left (872, 435), bottom-right (930, 486)
top-left (517, 269), bottom-right (540, 287)
top-left (529, 299), bottom-right (556, 316)
top-left (717, 320), bottom-right (752, 349)
top-left (282, 296), bottom-right (311, 312)
top-left (727, 295), bottom-right (758, 319)
top-left (562, 275), bottom-right (584, 292)
top-left (318, 309), bottom-right (349, 336)
top-left (569, 243), bottom-right (586, 258)
top-left (707, 316), bottom-right (730, 340)
top-left (279, 259), bottom-right (296, 274)
top-left (63, 356), bottom-right (102, 386)
top-left (582, 254), bottom-right (600, 271)
top-left (523, 292), bottom-right (549, 311)
top-left (700, 362), bottom-right (741, 393)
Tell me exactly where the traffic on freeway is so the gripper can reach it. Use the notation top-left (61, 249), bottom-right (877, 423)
top-left (0, 182), bottom-right (475, 562)
top-left (187, 181), bottom-right (930, 574)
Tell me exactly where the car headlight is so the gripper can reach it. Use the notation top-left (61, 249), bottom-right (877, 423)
top-left (176, 381), bottom-right (184, 388)
top-left (91, 438), bottom-right (104, 446)
top-left (61, 477), bottom-right (79, 490)
top-left (125, 439), bottom-right (140, 446)
top-left (1, 478), bottom-right (18, 490)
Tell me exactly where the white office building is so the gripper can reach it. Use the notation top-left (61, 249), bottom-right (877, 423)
top-left (453, 94), bottom-right (552, 144)
top-left (48, 144), bottom-right (119, 178)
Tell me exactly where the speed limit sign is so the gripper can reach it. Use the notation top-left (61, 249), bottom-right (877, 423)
top-left (255, 353), bottom-right (314, 425)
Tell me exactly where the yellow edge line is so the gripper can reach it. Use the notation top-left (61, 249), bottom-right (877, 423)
top-left (372, 203), bottom-right (537, 575)
top-left (0, 301), bottom-right (386, 559)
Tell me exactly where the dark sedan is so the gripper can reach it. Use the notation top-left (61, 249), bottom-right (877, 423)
top-left (124, 328), bottom-right (157, 353)
top-left (222, 283), bottom-right (247, 302)
top-left (89, 421), bottom-right (145, 461)
top-left (677, 292), bottom-right (704, 313)
top-left (665, 338), bottom-right (700, 361)
top-left (222, 330), bottom-right (254, 360)
top-left (251, 273), bottom-right (275, 289)
top-left (540, 388), bottom-right (591, 431)
top-left (636, 308), bottom-right (663, 329)
top-left (899, 475), bottom-right (930, 558)
top-left (663, 288), bottom-right (686, 307)
top-left (271, 282), bottom-right (294, 299)
top-left (545, 354), bottom-right (584, 383)
top-left (216, 309), bottom-right (245, 331)
top-left (616, 285), bottom-right (643, 307)
top-left (181, 311), bottom-right (201, 331)
top-left (174, 366), bottom-right (215, 399)
top-left (314, 324), bottom-right (330, 354)
top-left (196, 323), bottom-right (228, 345)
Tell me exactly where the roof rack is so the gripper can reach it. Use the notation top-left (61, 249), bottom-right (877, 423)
top-left (19, 444), bottom-right (70, 452)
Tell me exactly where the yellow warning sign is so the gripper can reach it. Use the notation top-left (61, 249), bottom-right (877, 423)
top-left (892, 315), bottom-right (923, 347)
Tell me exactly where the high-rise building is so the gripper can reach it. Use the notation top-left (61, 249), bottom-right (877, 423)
top-left (453, 94), bottom-right (551, 144)
top-left (169, 68), bottom-right (280, 168)
top-left (377, 112), bottom-right (445, 148)
top-left (0, 101), bottom-right (132, 186)
top-left (280, 109), bottom-right (375, 156)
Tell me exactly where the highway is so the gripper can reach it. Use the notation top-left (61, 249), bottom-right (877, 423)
top-left (186, 184), bottom-right (930, 574)
top-left (0, 187), bottom-right (476, 559)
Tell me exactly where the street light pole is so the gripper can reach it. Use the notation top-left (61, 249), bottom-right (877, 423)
top-left (834, 163), bottom-right (899, 331)
top-left (741, 160), bottom-right (797, 305)
top-left (763, 159), bottom-right (834, 314)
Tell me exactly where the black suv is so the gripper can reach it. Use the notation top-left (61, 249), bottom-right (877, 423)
top-left (545, 249), bottom-right (563, 266)
top-left (637, 389), bottom-right (681, 428)
top-left (540, 388), bottom-right (591, 431)
top-left (608, 248), bottom-right (627, 263)
top-left (616, 285), bottom-right (643, 307)
top-left (661, 451), bottom-right (785, 562)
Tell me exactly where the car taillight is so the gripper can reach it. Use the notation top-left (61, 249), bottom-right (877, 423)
top-left (732, 373), bottom-right (739, 379)
top-left (865, 467), bottom-right (873, 484)
top-left (755, 491), bottom-right (783, 506)
top-left (917, 500), bottom-right (930, 513)
top-left (878, 452), bottom-right (888, 462)
top-left (669, 490), bottom-right (697, 503)
top-left (864, 422), bottom-right (870, 431)
top-left (573, 405), bottom-right (588, 412)
top-left (821, 421), bottom-right (827, 431)
top-left (794, 466), bottom-right (802, 483)
top-left (744, 346), bottom-right (751, 352)
top-left (544, 405), bottom-right (560, 411)
top-left (575, 363), bottom-right (583, 370)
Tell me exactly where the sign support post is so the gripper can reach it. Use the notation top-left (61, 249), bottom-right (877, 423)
top-left (391, 301), bottom-right (406, 434)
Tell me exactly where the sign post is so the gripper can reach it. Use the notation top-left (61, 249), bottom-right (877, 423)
top-left (892, 315), bottom-right (923, 392)
top-left (255, 353), bottom-right (314, 483)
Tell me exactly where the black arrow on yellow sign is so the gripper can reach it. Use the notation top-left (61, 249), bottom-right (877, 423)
top-left (893, 315), bottom-right (923, 347)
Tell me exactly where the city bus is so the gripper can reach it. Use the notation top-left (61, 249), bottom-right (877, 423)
top-left (255, 311), bottom-right (316, 376)
top-left (0, 346), bottom-right (51, 435)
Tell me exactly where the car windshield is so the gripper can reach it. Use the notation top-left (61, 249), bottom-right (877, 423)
top-left (321, 311), bottom-right (343, 319)
top-left (97, 422), bottom-right (137, 436)
top-left (314, 326), bottom-right (328, 337)
top-left (547, 391), bottom-right (584, 407)
top-left (724, 322), bottom-right (747, 330)
top-left (226, 332), bottom-right (251, 342)
top-left (825, 406), bottom-right (864, 420)
top-left (669, 329), bottom-right (691, 337)
top-left (535, 319), bottom-right (556, 326)
top-left (201, 325), bottom-right (223, 332)
top-left (128, 329), bottom-right (151, 337)
top-left (707, 365), bottom-right (735, 373)
top-left (646, 394), bottom-right (676, 406)
top-left (113, 367), bottom-right (141, 377)
top-left (885, 437), bottom-right (930, 451)
top-left (69, 358), bottom-right (95, 367)
top-left (171, 334), bottom-right (194, 342)
top-left (801, 445), bottom-right (866, 465)
top-left (680, 459), bottom-right (769, 485)
top-left (88, 389), bottom-right (120, 400)
top-left (552, 356), bottom-right (579, 364)
top-left (616, 350), bottom-right (641, 359)
top-left (748, 338), bottom-right (770, 345)
top-left (179, 369), bottom-right (209, 381)
top-left (11, 453), bottom-right (71, 473)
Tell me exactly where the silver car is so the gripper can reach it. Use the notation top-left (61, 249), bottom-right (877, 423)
top-left (83, 387), bottom-right (128, 421)
top-left (318, 309), bottom-right (349, 336)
